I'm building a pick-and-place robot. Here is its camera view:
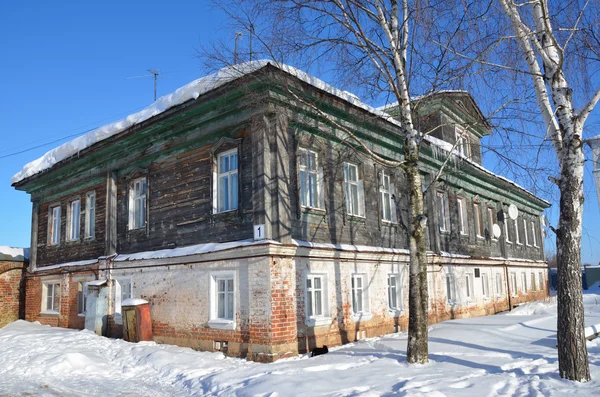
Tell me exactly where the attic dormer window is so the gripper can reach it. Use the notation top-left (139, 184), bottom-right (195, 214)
top-left (455, 126), bottom-right (471, 159)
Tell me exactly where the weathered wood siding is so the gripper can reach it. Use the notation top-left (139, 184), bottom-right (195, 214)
top-left (116, 134), bottom-right (254, 254)
top-left (36, 182), bottom-right (106, 267)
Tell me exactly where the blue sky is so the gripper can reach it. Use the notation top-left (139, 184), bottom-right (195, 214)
top-left (1, 1), bottom-right (599, 263)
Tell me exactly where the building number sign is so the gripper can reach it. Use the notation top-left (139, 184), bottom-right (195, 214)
top-left (254, 224), bottom-right (265, 241)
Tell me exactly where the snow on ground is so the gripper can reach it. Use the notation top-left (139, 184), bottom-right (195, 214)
top-left (2, 295), bottom-right (600, 396)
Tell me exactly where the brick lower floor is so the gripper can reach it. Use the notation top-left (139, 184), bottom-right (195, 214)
top-left (23, 245), bottom-right (549, 362)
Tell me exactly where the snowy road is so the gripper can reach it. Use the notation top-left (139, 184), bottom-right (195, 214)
top-left (1, 294), bottom-right (600, 396)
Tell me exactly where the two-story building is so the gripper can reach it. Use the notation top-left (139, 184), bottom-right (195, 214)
top-left (12, 61), bottom-right (550, 362)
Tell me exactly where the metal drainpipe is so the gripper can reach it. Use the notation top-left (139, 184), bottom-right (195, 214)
top-left (505, 262), bottom-right (512, 311)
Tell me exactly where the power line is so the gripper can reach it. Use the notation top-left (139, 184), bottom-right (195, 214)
top-left (0, 128), bottom-right (95, 160)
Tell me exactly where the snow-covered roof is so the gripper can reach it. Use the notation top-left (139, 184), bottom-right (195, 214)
top-left (0, 246), bottom-right (30, 262)
top-left (376, 89), bottom-right (469, 112)
top-left (11, 60), bottom-right (547, 206)
top-left (33, 258), bottom-right (98, 272)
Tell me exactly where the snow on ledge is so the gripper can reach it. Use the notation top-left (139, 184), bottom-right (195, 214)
top-left (0, 246), bottom-right (30, 261)
top-left (122, 298), bottom-right (148, 306)
top-left (292, 239), bottom-right (410, 255)
top-left (34, 258), bottom-right (98, 272)
top-left (114, 239), bottom-right (278, 262)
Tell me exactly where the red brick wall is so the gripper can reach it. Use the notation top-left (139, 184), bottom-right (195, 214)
top-left (25, 271), bottom-right (96, 330)
top-left (0, 261), bottom-right (26, 327)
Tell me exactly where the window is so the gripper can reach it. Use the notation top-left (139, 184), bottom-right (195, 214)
top-left (474, 203), bottom-right (484, 238)
top-left (465, 274), bottom-right (473, 299)
top-left (437, 191), bottom-right (449, 232)
top-left (523, 219), bottom-right (530, 246)
top-left (216, 276), bottom-right (235, 320)
top-left (387, 274), bottom-right (401, 310)
top-left (129, 177), bottom-right (147, 230)
top-left (538, 272), bottom-right (544, 290)
top-left (531, 273), bottom-right (537, 292)
top-left (77, 282), bottom-right (88, 316)
top-left (380, 171), bottom-right (395, 222)
top-left (515, 218), bottom-right (522, 245)
top-left (511, 272), bottom-right (518, 296)
top-left (455, 126), bottom-right (470, 159)
top-left (531, 221), bottom-right (538, 247)
top-left (521, 272), bottom-right (527, 292)
top-left (487, 207), bottom-right (496, 239)
top-left (351, 274), bottom-right (368, 313)
top-left (85, 191), bottom-right (95, 238)
top-left (306, 275), bottom-right (324, 317)
top-left (496, 273), bottom-right (503, 297)
top-left (298, 149), bottom-right (322, 209)
top-left (344, 163), bottom-right (365, 217)
top-left (43, 282), bottom-right (60, 313)
top-left (504, 216), bottom-right (511, 243)
top-left (482, 274), bottom-right (489, 297)
top-left (68, 199), bottom-right (80, 241)
top-left (114, 278), bottom-right (132, 321)
top-left (457, 198), bottom-right (468, 235)
top-left (446, 273), bottom-right (455, 302)
top-left (217, 150), bottom-right (239, 213)
top-left (48, 205), bottom-right (61, 245)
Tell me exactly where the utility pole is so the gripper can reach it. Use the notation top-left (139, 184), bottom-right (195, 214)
top-left (234, 31), bottom-right (244, 64)
top-left (148, 69), bottom-right (159, 101)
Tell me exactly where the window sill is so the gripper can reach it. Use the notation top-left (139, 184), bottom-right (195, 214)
top-left (439, 229), bottom-right (450, 235)
top-left (214, 209), bottom-right (238, 215)
top-left (516, 242), bottom-right (523, 246)
top-left (208, 319), bottom-right (236, 330)
top-left (381, 220), bottom-right (398, 226)
top-left (302, 207), bottom-right (326, 215)
top-left (476, 236), bottom-right (484, 240)
top-left (78, 313), bottom-right (86, 317)
top-left (84, 236), bottom-right (96, 242)
top-left (305, 316), bottom-right (332, 327)
top-left (388, 308), bottom-right (403, 317)
top-left (346, 215), bottom-right (366, 222)
top-left (39, 311), bottom-right (60, 316)
top-left (65, 239), bottom-right (80, 245)
top-left (351, 312), bottom-right (373, 322)
top-left (459, 232), bottom-right (469, 237)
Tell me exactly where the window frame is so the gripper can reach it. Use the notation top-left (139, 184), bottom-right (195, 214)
top-left (85, 191), bottom-right (96, 239)
top-left (42, 281), bottom-right (61, 314)
top-left (48, 204), bottom-right (61, 246)
top-left (387, 274), bottom-right (402, 311)
top-left (455, 126), bottom-right (471, 159)
top-left (128, 177), bottom-right (148, 230)
top-left (351, 274), bottom-right (369, 316)
top-left (437, 191), bottom-right (449, 233)
top-left (208, 271), bottom-right (237, 330)
top-left (531, 272), bottom-right (537, 292)
top-left (446, 272), bottom-right (456, 303)
top-left (515, 217), bottom-right (522, 245)
top-left (114, 277), bottom-right (133, 324)
top-left (510, 272), bottom-right (518, 297)
top-left (523, 218), bottom-right (530, 246)
top-left (465, 273), bottom-right (474, 300)
top-left (531, 221), bottom-right (538, 247)
top-left (344, 162), bottom-right (365, 217)
top-left (298, 148), bottom-right (323, 210)
top-left (77, 281), bottom-right (88, 316)
top-left (482, 273), bottom-right (490, 298)
top-left (306, 274), bottom-right (325, 318)
top-left (487, 207), bottom-right (496, 240)
top-left (67, 198), bottom-right (81, 242)
top-left (379, 171), bottom-right (396, 223)
top-left (521, 272), bottom-right (528, 292)
top-left (474, 203), bottom-right (484, 238)
top-left (457, 197), bottom-right (468, 236)
top-left (538, 272), bottom-right (544, 291)
top-left (495, 273), bottom-right (504, 297)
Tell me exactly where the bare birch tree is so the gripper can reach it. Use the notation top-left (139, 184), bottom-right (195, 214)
top-left (450, 0), bottom-right (600, 382)
top-left (201, 0), bottom-right (488, 364)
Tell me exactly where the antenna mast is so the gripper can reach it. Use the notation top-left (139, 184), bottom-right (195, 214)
top-left (148, 69), bottom-right (159, 101)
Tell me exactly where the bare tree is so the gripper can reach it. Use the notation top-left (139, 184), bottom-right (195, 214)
top-left (451, 0), bottom-right (600, 382)
top-left (200, 0), bottom-right (490, 364)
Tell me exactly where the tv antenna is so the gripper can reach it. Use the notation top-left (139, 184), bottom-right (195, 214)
top-left (148, 69), bottom-right (160, 101)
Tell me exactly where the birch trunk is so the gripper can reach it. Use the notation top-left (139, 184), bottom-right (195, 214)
top-left (556, 142), bottom-right (590, 381)
top-left (405, 137), bottom-right (428, 364)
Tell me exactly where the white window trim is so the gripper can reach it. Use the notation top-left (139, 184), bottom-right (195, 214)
top-left (521, 272), bottom-right (528, 292)
top-left (114, 277), bottom-right (133, 325)
top-left (41, 276), bottom-right (62, 315)
top-left (515, 218), bottom-right (522, 245)
top-left (504, 211), bottom-right (511, 243)
top-left (495, 273), bottom-right (504, 297)
top-left (437, 191), bottom-right (449, 233)
top-left (380, 171), bottom-right (396, 223)
top-left (351, 274), bottom-right (371, 321)
top-left (474, 203), bottom-right (484, 239)
top-left (523, 219), bottom-right (531, 246)
top-left (77, 281), bottom-right (89, 316)
top-left (457, 197), bottom-right (468, 236)
top-left (298, 148), bottom-right (324, 210)
top-left (465, 273), bottom-right (474, 302)
top-left (488, 207), bottom-right (497, 240)
top-left (482, 273), bottom-right (490, 299)
top-left (445, 271), bottom-right (456, 304)
top-left (531, 221), bottom-right (538, 247)
top-left (531, 272), bottom-right (537, 292)
top-left (344, 162), bottom-right (365, 217)
top-left (305, 274), bottom-right (331, 327)
top-left (67, 198), bottom-right (81, 242)
top-left (455, 126), bottom-right (471, 159)
top-left (85, 191), bottom-right (96, 239)
top-left (510, 272), bottom-right (518, 297)
top-left (128, 177), bottom-right (147, 230)
top-left (208, 271), bottom-right (237, 330)
top-left (538, 272), bottom-right (544, 291)
top-left (48, 205), bottom-right (61, 246)
top-left (215, 149), bottom-right (239, 214)
top-left (387, 273), bottom-right (403, 314)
